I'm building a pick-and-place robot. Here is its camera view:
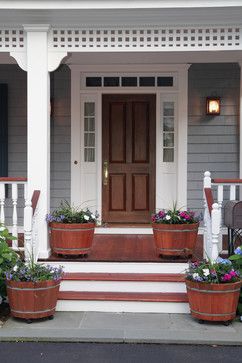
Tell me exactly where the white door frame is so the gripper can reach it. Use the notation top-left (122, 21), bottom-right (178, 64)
top-left (70, 63), bottom-right (190, 222)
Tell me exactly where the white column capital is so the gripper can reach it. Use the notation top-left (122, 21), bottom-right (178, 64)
top-left (23, 24), bottom-right (50, 32)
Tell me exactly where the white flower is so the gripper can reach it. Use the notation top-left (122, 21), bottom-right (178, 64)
top-left (84, 215), bottom-right (90, 221)
top-left (202, 268), bottom-right (210, 277)
top-left (0, 236), bottom-right (5, 240)
top-left (13, 265), bottom-right (18, 272)
top-left (192, 273), bottom-right (199, 278)
top-left (91, 214), bottom-right (95, 219)
top-left (0, 226), bottom-right (5, 232)
top-left (165, 215), bottom-right (171, 220)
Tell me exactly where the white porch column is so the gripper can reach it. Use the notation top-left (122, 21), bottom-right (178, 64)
top-left (177, 65), bottom-right (190, 209)
top-left (239, 62), bottom-right (242, 182)
top-left (25, 25), bottom-right (51, 259)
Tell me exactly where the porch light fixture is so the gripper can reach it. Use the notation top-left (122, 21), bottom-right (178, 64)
top-left (206, 97), bottom-right (220, 115)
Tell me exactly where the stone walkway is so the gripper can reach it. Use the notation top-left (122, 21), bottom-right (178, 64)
top-left (0, 312), bottom-right (242, 345)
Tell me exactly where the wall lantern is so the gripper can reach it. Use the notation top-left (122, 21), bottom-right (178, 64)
top-left (206, 97), bottom-right (220, 115)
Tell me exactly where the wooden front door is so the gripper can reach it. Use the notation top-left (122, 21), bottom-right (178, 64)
top-left (102, 94), bottom-right (156, 224)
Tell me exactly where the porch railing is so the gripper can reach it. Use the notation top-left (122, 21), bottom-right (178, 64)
top-left (203, 171), bottom-right (242, 260)
top-left (0, 177), bottom-right (40, 261)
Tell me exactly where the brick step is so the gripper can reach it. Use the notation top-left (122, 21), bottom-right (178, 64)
top-left (58, 291), bottom-right (188, 303)
top-left (63, 272), bottom-right (185, 282)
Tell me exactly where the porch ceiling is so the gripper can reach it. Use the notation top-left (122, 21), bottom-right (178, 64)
top-left (65, 51), bottom-right (242, 66)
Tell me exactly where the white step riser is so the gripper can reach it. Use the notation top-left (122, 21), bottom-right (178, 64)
top-left (56, 300), bottom-right (189, 314)
top-left (45, 262), bottom-right (188, 274)
top-left (60, 280), bottom-right (186, 293)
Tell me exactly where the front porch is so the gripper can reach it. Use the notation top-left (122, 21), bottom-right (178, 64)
top-left (0, 3), bottom-right (242, 313)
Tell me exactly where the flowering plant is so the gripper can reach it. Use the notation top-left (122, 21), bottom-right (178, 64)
top-left (46, 201), bottom-right (99, 224)
top-left (152, 205), bottom-right (199, 225)
top-left (5, 260), bottom-right (63, 283)
top-left (185, 257), bottom-right (240, 284)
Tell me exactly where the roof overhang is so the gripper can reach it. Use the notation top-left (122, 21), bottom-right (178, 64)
top-left (0, 2), bottom-right (241, 27)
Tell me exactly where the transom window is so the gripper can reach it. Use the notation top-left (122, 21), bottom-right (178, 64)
top-left (83, 74), bottom-right (175, 88)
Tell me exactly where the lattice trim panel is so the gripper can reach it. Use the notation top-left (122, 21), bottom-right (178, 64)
top-left (50, 26), bottom-right (242, 51)
top-left (0, 29), bottom-right (25, 50)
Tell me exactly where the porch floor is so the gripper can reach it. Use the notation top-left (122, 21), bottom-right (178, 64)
top-left (43, 234), bottom-right (203, 262)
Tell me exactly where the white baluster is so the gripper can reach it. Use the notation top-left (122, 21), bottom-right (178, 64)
top-left (0, 183), bottom-right (5, 224)
top-left (24, 183), bottom-right (28, 203)
top-left (24, 199), bottom-right (33, 262)
top-left (203, 203), bottom-right (212, 260)
top-left (211, 203), bottom-right (221, 261)
top-left (230, 185), bottom-right (236, 200)
top-left (11, 183), bottom-right (18, 249)
top-left (217, 184), bottom-right (224, 209)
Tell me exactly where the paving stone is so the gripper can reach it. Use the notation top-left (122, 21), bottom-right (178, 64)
top-left (4, 312), bottom-right (84, 330)
top-left (122, 312), bottom-right (172, 330)
top-left (80, 312), bottom-right (123, 330)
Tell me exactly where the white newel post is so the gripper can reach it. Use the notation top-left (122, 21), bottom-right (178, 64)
top-left (25, 25), bottom-right (51, 259)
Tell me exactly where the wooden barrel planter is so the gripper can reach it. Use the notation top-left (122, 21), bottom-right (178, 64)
top-left (186, 279), bottom-right (241, 322)
top-left (152, 223), bottom-right (199, 257)
top-left (6, 279), bottom-right (61, 321)
top-left (49, 222), bottom-right (95, 256)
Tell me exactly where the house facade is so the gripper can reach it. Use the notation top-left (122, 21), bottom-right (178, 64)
top-left (0, 0), bottom-right (241, 312)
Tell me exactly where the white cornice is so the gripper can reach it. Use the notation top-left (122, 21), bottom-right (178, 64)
top-left (0, 1), bottom-right (242, 10)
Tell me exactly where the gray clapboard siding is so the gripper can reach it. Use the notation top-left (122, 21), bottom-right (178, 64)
top-left (187, 64), bottom-right (239, 214)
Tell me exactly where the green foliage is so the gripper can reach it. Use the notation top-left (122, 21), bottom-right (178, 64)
top-left (0, 225), bottom-right (19, 299)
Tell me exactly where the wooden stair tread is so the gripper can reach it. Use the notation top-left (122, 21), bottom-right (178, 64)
top-left (63, 272), bottom-right (185, 282)
top-left (58, 291), bottom-right (188, 302)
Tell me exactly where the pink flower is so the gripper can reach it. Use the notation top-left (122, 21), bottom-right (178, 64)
top-left (222, 273), bottom-right (232, 282)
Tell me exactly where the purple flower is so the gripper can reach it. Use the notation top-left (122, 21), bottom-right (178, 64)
top-left (234, 246), bottom-right (242, 256)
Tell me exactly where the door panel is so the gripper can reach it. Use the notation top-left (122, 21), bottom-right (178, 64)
top-left (109, 174), bottom-right (126, 211)
top-left (132, 102), bottom-right (149, 163)
top-left (109, 102), bottom-right (126, 163)
top-left (132, 174), bottom-right (149, 211)
top-left (102, 94), bottom-right (156, 224)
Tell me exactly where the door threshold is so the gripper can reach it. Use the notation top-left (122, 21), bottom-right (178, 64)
top-left (97, 223), bottom-right (151, 228)
top-left (95, 224), bottom-right (153, 235)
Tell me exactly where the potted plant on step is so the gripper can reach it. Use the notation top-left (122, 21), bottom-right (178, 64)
top-left (185, 257), bottom-right (241, 324)
top-left (47, 201), bottom-right (99, 256)
top-left (151, 205), bottom-right (199, 258)
top-left (6, 260), bottom-right (63, 323)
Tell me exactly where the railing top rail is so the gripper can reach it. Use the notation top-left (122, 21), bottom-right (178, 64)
top-left (31, 190), bottom-right (40, 216)
top-left (204, 187), bottom-right (214, 216)
top-left (0, 177), bottom-right (27, 183)
top-left (212, 178), bottom-right (242, 184)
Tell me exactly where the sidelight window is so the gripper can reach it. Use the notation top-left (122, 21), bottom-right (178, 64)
top-left (84, 102), bottom-right (95, 162)
top-left (162, 101), bottom-right (175, 162)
